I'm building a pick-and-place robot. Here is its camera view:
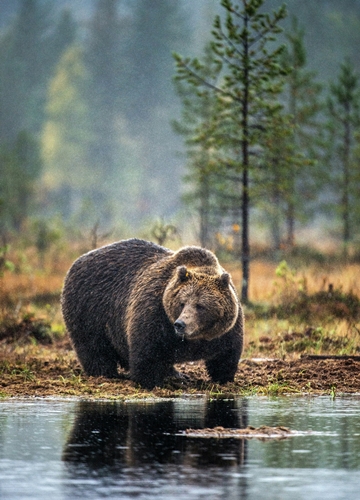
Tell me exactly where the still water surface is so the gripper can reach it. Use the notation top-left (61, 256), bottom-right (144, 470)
top-left (0, 396), bottom-right (359, 499)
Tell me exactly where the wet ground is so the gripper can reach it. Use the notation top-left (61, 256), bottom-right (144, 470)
top-left (0, 340), bottom-right (360, 398)
top-left (1, 396), bottom-right (360, 499)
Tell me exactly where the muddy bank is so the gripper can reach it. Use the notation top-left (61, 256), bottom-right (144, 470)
top-left (1, 339), bottom-right (359, 398)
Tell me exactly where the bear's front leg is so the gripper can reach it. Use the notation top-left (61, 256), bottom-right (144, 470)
top-left (205, 355), bottom-right (238, 384)
top-left (129, 331), bottom-right (176, 389)
top-left (205, 326), bottom-right (242, 384)
top-left (127, 311), bottom-right (177, 389)
top-left (130, 355), bottom-right (173, 389)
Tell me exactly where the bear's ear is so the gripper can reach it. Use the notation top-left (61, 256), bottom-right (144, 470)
top-left (219, 272), bottom-right (230, 288)
top-left (177, 265), bottom-right (190, 282)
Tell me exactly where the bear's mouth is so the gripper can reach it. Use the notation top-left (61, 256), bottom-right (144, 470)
top-left (174, 323), bottom-right (204, 341)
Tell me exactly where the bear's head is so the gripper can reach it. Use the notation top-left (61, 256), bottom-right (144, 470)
top-left (163, 265), bottom-right (239, 341)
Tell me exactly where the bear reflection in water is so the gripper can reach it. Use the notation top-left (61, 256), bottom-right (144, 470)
top-left (62, 399), bottom-right (248, 472)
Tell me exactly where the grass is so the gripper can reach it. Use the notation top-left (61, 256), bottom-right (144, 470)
top-left (233, 259), bottom-right (360, 359)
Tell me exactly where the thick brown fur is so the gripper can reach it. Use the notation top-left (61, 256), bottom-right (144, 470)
top-left (61, 238), bottom-right (244, 389)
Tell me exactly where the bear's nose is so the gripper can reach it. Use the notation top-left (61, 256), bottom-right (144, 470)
top-left (174, 319), bottom-right (186, 333)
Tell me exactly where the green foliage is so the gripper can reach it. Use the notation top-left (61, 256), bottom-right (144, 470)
top-left (150, 218), bottom-right (177, 246)
top-left (0, 2), bottom-right (76, 229)
top-left (0, 0), bottom-right (76, 141)
top-left (31, 218), bottom-right (63, 267)
top-left (0, 245), bottom-right (15, 277)
top-left (330, 385), bottom-right (337, 399)
top-left (274, 259), bottom-right (307, 301)
top-left (263, 382), bottom-right (293, 396)
top-left (173, 43), bottom-right (225, 247)
top-left (0, 131), bottom-right (42, 230)
top-left (255, 109), bottom-right (314, 250)
top-left (40, 1), bottom-right (192, 227)
top-left (42, 45), bottom-right (94, 198)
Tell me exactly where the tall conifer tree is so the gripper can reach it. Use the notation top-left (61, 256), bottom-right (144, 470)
top-left (126, 0), bottom-right (189, 216)
top-left (0, 1), bottom-right (75, 141)
top-left (0, 132), bottom-right (42, 230)
top-left (174, 0), bottom-right (287, 302)
top-left (173, 43), bottom-right (223, 248)
top-left (282, 17), bottom-right (323, 246)
top-left (85, 0), bottom-right (125, 217)
top-left (328, 59), bottom-right (360, 257)
top-left (0, 1), bottom-right (75, 229)
top-left (42, 46), bottom-right (93, 218)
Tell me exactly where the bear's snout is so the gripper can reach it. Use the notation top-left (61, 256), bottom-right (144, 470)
top-left (174, 319), bottom-right (186, 335)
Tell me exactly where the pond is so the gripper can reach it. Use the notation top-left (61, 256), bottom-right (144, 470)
top-left (0, 395), bottom-right (359, 499)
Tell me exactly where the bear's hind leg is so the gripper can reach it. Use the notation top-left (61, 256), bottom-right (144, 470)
top-left (73, 334), bottom-right (121, 379)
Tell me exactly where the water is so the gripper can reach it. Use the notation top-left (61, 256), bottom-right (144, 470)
top-left (0, 396), bottom-right (360, 499)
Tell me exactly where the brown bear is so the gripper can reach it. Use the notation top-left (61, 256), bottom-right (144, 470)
top-left (61, 238), bottom-right (243, 389)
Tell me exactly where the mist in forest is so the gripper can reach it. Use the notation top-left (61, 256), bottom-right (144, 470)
top-left (0, 0), bottom-right (359, 241)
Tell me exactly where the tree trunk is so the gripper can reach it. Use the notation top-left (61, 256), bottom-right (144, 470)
top-left (241, 13), bottom-right (250, 304)
top-left (342, 108), bottom-right (351, 260)
top-left (286, 198), bottom-right (295, 248)
top-left (199, 174), bottom-right (211, 248)
top-left (241, 165), bottom-right (250, 303)
top-left (271, 186), bottom-right (282, 251)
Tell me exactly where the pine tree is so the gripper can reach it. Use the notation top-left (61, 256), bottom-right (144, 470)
top-left (173, 44), bottom-right (223, 248)
top-left (0, 0), bottom-right (50, 140)
top-left (51, 9), bottom-right (77, 64)
top-left (174, 0), bottom-right (287, 302)
top-left (282, 17), bottom-right (323, 246)
top-left (255, 107), bottom-right (314, 251)
top-left (0, 2), bottom-right (77, 229)
top-left (0, 132), bottom-right (42, 230)
top-left (327, 59), bottom-right (360, 257)
top-left (125, 0), bottom-right (190, 217)
top-left (85, 0), bottom-right (127, 221)
top-left (42, 45), bottom-right (93, 219)
top-left (0, 1), bottom-right (76, 142)
top-left (126, 0), bottom-right (188, 124)
top-left (256, 111), bottom-right (294, 250)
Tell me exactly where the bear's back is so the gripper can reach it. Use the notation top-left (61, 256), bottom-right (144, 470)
top-left (62, 239), bottom-right (171, 330)
top-left (64, 238), bottom-right (170, 292)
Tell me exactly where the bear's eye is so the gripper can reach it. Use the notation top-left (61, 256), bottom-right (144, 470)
top-left (196, 303), bottom-right (206, 312)
top-left (180, 302), bottom-right (185, 310)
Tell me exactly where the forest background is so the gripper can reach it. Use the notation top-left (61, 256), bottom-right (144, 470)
top-left (1, 0), bottom-right (360, 257)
